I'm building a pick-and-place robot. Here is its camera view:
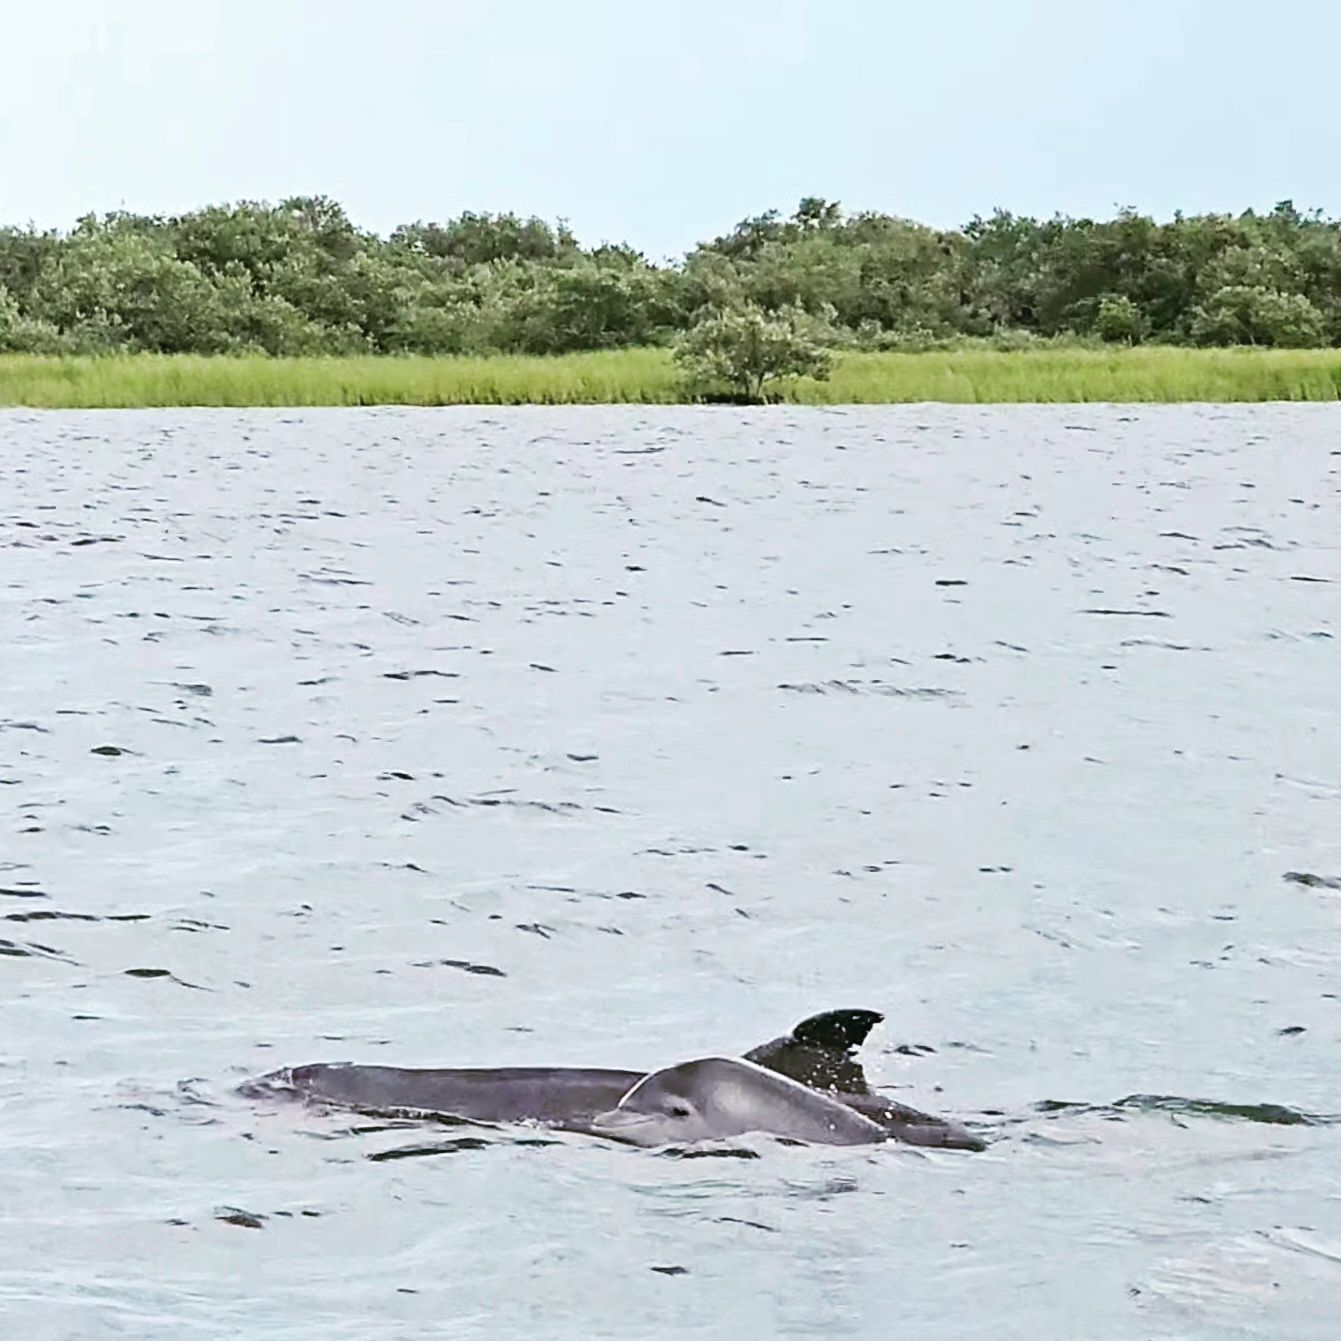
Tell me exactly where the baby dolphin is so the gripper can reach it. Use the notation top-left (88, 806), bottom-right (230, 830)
top-left (589, 1056), bottom-right (888, 1148)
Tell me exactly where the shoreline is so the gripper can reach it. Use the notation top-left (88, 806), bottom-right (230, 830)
top-left (2, 347), bottom-right (1340, 408)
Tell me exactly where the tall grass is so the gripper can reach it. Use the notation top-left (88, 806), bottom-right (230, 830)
top-left (813, 347), bottom-right (1341, 403)
top-left (0, 350), bottom-right (683, 408)
top-left (2, 347), bottom-right (1341, 408)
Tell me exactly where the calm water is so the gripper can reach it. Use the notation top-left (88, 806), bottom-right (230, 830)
top-left (2, 405), bottom-right (1338, 1339)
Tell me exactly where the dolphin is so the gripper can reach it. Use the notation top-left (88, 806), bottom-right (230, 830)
top-left (587, 1056), bottom-right (889, 1147)
top-left (240, 1007), bottom-right (984, 1150)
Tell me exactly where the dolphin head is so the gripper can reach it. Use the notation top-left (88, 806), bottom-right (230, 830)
top-left (588, 1058), bottom-right (735, 1146)
top-left (588, 1057), bottom-right (887, 1148)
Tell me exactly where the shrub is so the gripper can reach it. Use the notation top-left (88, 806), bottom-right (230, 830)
top-left (673, 302), bottom-right (833, 400)
top-left (1095, 294), bottom-right (1149, 344)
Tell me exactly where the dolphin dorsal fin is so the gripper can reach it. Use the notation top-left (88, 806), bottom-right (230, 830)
top-left (789, 1009), bottom-right (884, 1052)
top-left (744, 1008), bottom-right (884, 1095)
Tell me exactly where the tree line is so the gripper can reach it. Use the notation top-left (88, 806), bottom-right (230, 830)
top-left (3, 193), bottom-right (1340, 358)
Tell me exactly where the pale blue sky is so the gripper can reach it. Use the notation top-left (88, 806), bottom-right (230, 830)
top-left (2, 0), bottom-right (1334, 259)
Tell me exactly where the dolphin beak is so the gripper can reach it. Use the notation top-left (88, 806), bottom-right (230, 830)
top-left (908, 1118), bottom-right (989, 1152)
top-left (946, 1122), bottom-right (989, 1152)
top-left (586, 1108), bottom-right (663, 1146)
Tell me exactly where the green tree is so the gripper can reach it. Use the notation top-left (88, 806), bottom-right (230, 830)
top-left (26, 226), bottom-right (232, 352)
top-left (499, 257), bottom-right (681, 353)
top-left (794, 196), bottom-right (843, 230)
top-left (390, 212), bottom-right (575, 265)
top-left (1190, 286), bottom-right (1326, 347)
top-left (171, 202), bottom-right (316, 281)
top-left (0, 283), bottom-right (68, 352)
top-left (0, 227), bottom-right (62, 305)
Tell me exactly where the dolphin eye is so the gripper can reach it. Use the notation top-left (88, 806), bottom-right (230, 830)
top-left (668, 1101), bottom-right (692, 1118)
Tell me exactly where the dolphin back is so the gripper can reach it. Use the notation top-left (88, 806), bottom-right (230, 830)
top-left (243, 1063), bottom-right (642, 1124)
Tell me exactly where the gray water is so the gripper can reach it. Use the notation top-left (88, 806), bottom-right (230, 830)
top-left (2, 404), bottom-right (1338, 1339)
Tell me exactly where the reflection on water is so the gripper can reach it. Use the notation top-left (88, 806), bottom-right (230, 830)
top-left (1, 405), bottom-right (1338, 1339)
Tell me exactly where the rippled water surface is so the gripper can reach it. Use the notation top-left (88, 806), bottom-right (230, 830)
top-left (2, 405), bottom-right (1339, 1339)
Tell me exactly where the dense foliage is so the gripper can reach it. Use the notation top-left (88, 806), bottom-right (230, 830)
top-left (4, 194), bottom-right (1341, 357)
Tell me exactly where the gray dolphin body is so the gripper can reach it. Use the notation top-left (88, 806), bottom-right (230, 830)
top-left (242, 1007), bottom-right (984, 1150)
top-left (588, 1057), bottom-right (888, 1147)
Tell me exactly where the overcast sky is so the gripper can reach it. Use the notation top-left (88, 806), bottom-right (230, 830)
top-left (2, 0), bottom-right (1334, 259)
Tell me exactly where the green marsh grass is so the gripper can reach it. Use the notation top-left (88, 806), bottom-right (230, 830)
top-left (2, 346), bottom-right (1340, 408)
top-left (0, 350), bottom-right (682, 408)
top-left (815, 347), bottom-right (1341, 403)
